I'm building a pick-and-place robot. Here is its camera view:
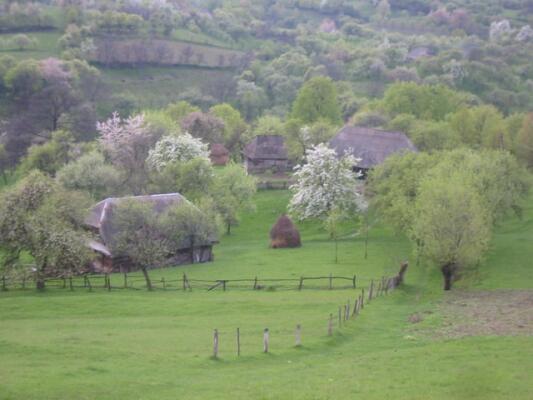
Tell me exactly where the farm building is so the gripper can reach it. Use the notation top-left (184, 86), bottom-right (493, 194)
top-left (85, 193), bottom-right (217, 273)
top-left (329, 126), bottom-right (417, 175)
top-left (243, 135), bottom-right (290, 174)
top-left (210, 143), bottom-right (230, 165)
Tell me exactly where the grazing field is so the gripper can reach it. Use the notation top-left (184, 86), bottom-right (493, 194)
top-left (1, 190), bottom-right (532, 399)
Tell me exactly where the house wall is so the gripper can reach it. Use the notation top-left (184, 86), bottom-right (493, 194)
top-left (245, 158), bottom-right (289, 174)
top-left (90, 246), bottom-right (214, 273)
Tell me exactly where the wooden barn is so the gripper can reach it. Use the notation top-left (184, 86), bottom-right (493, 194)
top-left (85, 193), bottom-right (217, 273)
top-left (243, 135), bottom-right (289, 174)
top-left (329, 126), bottom-right (417, 176)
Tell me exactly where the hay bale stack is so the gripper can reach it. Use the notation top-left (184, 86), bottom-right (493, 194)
top-left (210, 143), bottom-right (230, 166)
top-left (270, 215), bottom-right (301, 248)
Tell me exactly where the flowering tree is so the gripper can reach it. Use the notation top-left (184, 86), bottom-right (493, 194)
top-left (289, 143), bottom-right (361, 220)
top-left (97, 112), bottom-right (155, 193)
top-left (146, 133), bottom-right (209, 172)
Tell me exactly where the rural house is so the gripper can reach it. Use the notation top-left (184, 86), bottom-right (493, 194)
top-left (243, 135), bottom-right (290, 174)
top-left (85, 193), bottom-right (217, 273)
top-left (329, 126), bottom-right (417, 175)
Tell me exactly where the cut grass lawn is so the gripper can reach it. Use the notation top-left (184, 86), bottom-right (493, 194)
top-left (0, 190), bottom-right (532, 399)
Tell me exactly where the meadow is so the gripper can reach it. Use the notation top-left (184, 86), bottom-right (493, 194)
top-left (0, 190), bottom-right (532, 399)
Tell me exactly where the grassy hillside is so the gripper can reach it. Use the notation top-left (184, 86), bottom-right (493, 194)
top-left (1, 190), bottom-right (532, 399)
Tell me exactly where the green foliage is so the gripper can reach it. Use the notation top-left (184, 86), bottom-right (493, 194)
top-left (516, 113), bottom-right (533, 169)
top-left (211, 163), bottom-right (256, 234)
top-left (3, 59), bottom-right (44, 103)
top-left (413, 171), bottom-right (491, 289)
top-left (55, 151), bottom-right (122, 200)
top-left (18, 131), bottom-right (74, 176)
top-left (291, 77), bottom-right (342, 125)
top-left (209, 103), bottom-right (248, 154)
top-left (0, 171), bottom-right (91, 284)
top-left (165, 101), bottom-right (201, 123)
top-left (381, 82), bottom-right (465, 121)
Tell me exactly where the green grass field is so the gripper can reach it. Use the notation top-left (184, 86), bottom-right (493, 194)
top-left (1, 190), bottom-right (532, 399)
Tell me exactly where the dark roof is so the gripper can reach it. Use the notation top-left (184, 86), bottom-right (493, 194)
top-left (85, 193), bottom-right (215, 256)
top-left (243, 135), bottom-right (288, 160)
top-left (407, 46), bottom-right (435, 60)
top-left (329, 126), bottom-right (417, 170)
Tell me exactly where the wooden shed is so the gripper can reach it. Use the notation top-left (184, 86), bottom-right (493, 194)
top-left (243, 135), bottom-right (289, 174)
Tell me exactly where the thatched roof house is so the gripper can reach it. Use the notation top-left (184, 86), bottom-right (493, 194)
top-left (243, 135), bottom-right (289, 174)
top-left (329, 126), bottom-right (417, 173)
top-left (85, 193), bottom-right (216, 272)
top-left (210, 143), bottom-right (230, 166)
top-left (270, 215), bottom-right (301, 248)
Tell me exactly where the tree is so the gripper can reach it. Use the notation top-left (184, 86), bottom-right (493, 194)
top-left (10, 34), bottom-right (36, 51)
top-left (516, 113), bottom-right (533, 169)
top-left (56, 151), bottom-right (122, 200)
top-left (291, 77), bottom-right (342, 125)
top-left (0, 144), bottom-right (10, 184)
top-left (97, 112), bottom-right (156, 194)
top-left (210, 103), bottom-right (248, 155)
top-left (163, 202), bottom-right (218, 264)
top-left (165, 101), bottom-right (200, 123)
top-left (413, 173), bottom-right (491, 290)
top-left (18, 130), bottom-right (74, 176)
top-left (146, 133), bottom-right (210, 172)
top-left (110, 201), bottom-right (169, 290)
top-left (0, 171), bottom-right (91, 289)
top-left (180, 112), bottom-right (225, 145)
top-left (211, 163), bottom-right (256, 234)
top-left (289, 143), bottom-right (361, 221)
top-left (323, 207), bottom-right (345, 264)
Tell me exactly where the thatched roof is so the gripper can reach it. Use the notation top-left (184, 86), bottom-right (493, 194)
top-left (244, 135), bottom-right (288, 160)
top-left (85, 193), bottom-right (215, 256)
top-left (329, 126), bottom-right (417, 170)
top-left (270, 215), bottom-right (301, 248)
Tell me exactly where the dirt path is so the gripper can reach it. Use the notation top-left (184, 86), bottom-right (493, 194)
top-left (434, 290), bottom-right (533, 338)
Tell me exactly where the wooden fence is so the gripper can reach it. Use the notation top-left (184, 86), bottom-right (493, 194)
top-left (0, 273), bottom-right (363, 292)
top-left (210, 267), bottom-right (408, 358)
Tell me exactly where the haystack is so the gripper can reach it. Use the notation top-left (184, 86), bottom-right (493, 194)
top-left (210, 143), bottom-right (230, 166)
top-left (270, 215), bottom-right (301, 248)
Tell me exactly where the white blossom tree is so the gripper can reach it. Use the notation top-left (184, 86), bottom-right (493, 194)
top-left (146, 133), bottom-right (210, 172)
top-left (288, 143), bottom-right (361, 220)
top-left (97, 112), bottom-right (155, 193)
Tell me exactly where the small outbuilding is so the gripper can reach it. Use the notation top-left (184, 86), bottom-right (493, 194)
top-left (329, 126), bottom-right (417, 176)
top-left (210, 143), bottom-right (230, 166)
top-left (243, 135), bottom-right (289, 174)
top-left (270, 215), bottom-right (301, 248)
top-left (85, 193), bottom-right (217, 273)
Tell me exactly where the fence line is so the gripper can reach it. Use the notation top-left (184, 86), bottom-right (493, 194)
top-left (0, 273), bottom-right (362, 292)
top-left (210, 262), bottom-right (408, 358)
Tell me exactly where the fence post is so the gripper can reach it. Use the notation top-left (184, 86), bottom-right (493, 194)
top-left (62, 277), bottom-right (66, 289)
top-left (69, 277), bottom-right (73, 291)
top-left (236, 328), bottom-right (241, 356)
top-left (329, 273), bottom-right (333, 290)
top-left (123, 273), bottom-right (128, 289)
top-left (253, 276), bottom-right (258, 290)
top-left (183, 273), bottom-right (187, 291)
top-left (161, 277), bottom-right (166, 290)
top-left (328, 313), bottom-right (333, 336)
top-left (346, 301), bottom-right (350, 320)
top-left (87, 276), bottom-right (92, 292)
top-left (295, 324), bottom-right (302, 347)
top-left (22, 275), bottom-right (26, 290)
top-left (298, 277), bottom-right (304, 291)
top-left (222, 280), bottom-right (226, 291)
top-left (352, 275), bottom-right (356, 289)
top-left (83, 275), bottom-right (87, 288)
top-left (1, 276), bottom-right (6, 291)
top-left (213, 329), bottom-right (219, 359)
top-left (106, 274), bottom-right (111, 291)
top-left (368, 280), bottom-right (374, 302)
top-left (263, 328), bottom-right (269, 353)
top-left (352, 299), bottom-right (358, 317)
top-left (361, 289), bottom-right (364, 309)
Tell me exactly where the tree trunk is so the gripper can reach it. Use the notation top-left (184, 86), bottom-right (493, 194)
top-left (441, 263), bottom-right (455, 291)
top-left (141, 267), bottom-right (152, 291)
top-left (36, 264), bottom-right (46, 291)
top-left (334, 239), bottom-right (338, 264)
top-left (226, 223), bottom-right (231, 235)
